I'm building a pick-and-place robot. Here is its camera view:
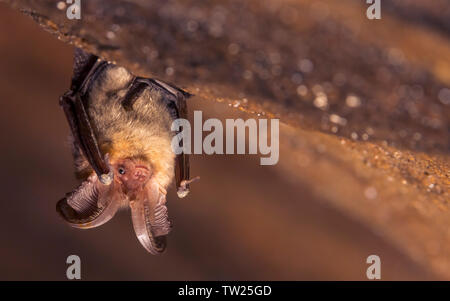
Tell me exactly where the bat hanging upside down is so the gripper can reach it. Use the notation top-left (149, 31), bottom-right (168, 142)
top-left (56, 48), bottom-right (198, 254)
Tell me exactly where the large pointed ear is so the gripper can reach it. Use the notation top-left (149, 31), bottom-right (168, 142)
top-left (56, 175), bottom-right (121, 229)
top-left (130, 179), bottom-right (171, 254)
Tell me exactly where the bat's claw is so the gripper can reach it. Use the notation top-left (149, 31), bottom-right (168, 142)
top-left (99, 172), bottom-right (114, 185)
top-left (99, 153), bottom-right (114, 185)
top-left (177, 176), bottom-right (200, 198)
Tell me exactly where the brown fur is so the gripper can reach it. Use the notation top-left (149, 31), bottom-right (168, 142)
top-left (72, 65), bottom-right (175, 190)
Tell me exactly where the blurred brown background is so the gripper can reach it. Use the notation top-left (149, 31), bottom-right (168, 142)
top-left (0, 3), bottom-right (442, 280)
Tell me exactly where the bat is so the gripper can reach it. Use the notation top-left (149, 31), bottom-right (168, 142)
top-left (56, 48), bottom-right (198, 254)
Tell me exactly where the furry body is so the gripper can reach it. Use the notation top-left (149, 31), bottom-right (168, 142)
top-left (72, 65), bottom-right (175, 195)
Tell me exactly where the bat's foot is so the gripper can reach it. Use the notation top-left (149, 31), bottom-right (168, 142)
top-left (177, 176), bottom-right (200, 198)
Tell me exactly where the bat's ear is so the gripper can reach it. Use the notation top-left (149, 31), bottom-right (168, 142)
top-left (129, 179), bottom-right (171, 254)
top-left (56, 175), bottom-right (121, 229)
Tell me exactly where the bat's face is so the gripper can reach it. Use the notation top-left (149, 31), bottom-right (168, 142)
top-left (113, 158), bottom-right (152, 194)
top-left (57, 156), bottom-right (171, 254)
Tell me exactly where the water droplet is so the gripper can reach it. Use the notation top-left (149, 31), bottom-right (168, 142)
top-left (111, 24), bottom-right (121, 32)
top-left (298, 59), bottom-right (314, 73)
top-left (297, 85), bottom-right (308, 97)
top-left (313, 93), bottom-right (328, 110)
top-left (150, 50), bottom-right (159, 60)
top-left (364, 187), bottom-right (378, 200)
top-left (106, 31), bottom-right (116, 40)
top-left (413, 132), bottom-right (422, 141)
top-left (329, 114), bottom-right (347, 126)
top-left (345, 94), bottom-right (361, 108)
top-left (209, 23), bottom-right (223, 37)
top-left (56, 1), bottom-right (66, 10)
top-left (165, 67), bottom-right (175, 76)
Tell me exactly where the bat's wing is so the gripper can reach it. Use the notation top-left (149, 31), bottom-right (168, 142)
top-left (119, 78), bottom-right (198, 253)
top-left (121, 77), bottom-right (198, 198)
top-left (60, 48), bottom-right (113, 185)
top-left (151, 79), bottom-right (196, 198)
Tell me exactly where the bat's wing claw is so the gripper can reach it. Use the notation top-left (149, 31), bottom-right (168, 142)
top-left (99, 153), bottom-right (114, 185)
top-left (177, 176), bottom-right (200, 198)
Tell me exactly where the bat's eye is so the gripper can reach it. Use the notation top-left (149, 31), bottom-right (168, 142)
top-left (118, 167), bottom-right (126, 175)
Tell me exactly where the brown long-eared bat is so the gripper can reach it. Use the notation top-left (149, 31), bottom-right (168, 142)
top-left (56, 48), bottom-right (198, 254)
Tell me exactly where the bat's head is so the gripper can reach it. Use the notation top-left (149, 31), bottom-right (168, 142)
top-left (113, 158), bottom-right (151, 195)
top-left (57, 156), bottom-right (171, 254)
